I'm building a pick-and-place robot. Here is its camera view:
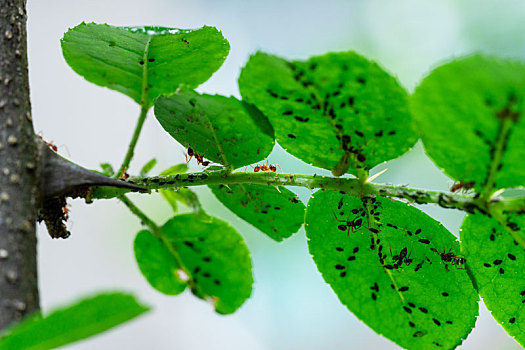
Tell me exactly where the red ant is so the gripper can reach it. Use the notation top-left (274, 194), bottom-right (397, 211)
top-left (392, 247), bottom-right (413, 268)
top-left (331, 207), bottom-right (363, 236)
top-left (38, 134), bottom-right (58, 152)
top-left (120, 167), bottom-right (130, 180)
top-left (62, 204), bottom-right (70, 221)
top-left (186, 147), bottom-right (210, 167)
top-left (253, 159), bottom-right (281, 172)
top-left (430, 247), bottom-right (466, 271)
top-left (450, 181), bottom-right (475, 193)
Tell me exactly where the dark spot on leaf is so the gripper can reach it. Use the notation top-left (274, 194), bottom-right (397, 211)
top-left (283, 110), bottom-right (293, 115)
top-left (340, 271), bottom-right (346, 277)
top-left (493, 259), bottom-right (503, 265)
top-left (347, 256), bottom-right (356, 261)
top-left (446, 320), bottom-right (453, 325)
top-left (288, 134), bottom-right (296, 139)
top-left (353, 247), bottom-right (359, 254)
top-left (432, 319), bottom-right (441, 326)
top-left (203, 257), bottom-right (211, 262)
top-left (193, 266), bottom-right (201, 274)
top-left (483, 263), bottom-right (491, 267)
top-left (203, 272), bottom-right (211, 278)
top-left (214, 279), bottom-right (221, 286)
top-left (148, 58), bottom-right (155, 62)
top-left (357, 77), bottom-right (366, 85)
top-left (419, 307), bottom-right (428, 314)
top-left (295, 116), bottom-right (310, 122)
top-left (399, 286), bottom-right (409, 292)
top-left (403, 306), bottom-right (412, 314)
top-left (184, 241), bottom-right (194, 248)
top-left (408, 321), bottom-right (415, 328)
top-left (408, 302), bottom-right (416, 308)
top-left (442, 292), bottom-right (449, 297)
top-left (139, 60), bottom-right (144, 65)
top-left (419, 239), bottom-right (430, 244)
top-left (336, 247), bottom-right (344, 252)
top-left (388, 131), bottom-right (396, 135)
top-left (508, 253), bottom-right (516, 260)
top-left (499, 268), bottom-right (505, 274)
top-left (371, 293), bottom-right (377, 300)
top-left (490, 234), bottom-right (495, 241)
top-left (509, 317), bottom-right (516, 324)
top-left (335, 264), bottom-right (345, 270)
top-left (413, 331), bottom-right (425, 338)
top-left (355, 130), bottom-right (364, 137)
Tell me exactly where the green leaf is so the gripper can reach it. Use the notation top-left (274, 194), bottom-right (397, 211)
top-left (137, 214), bottom-right (253, 314)
top-left (305, 191), bottom-right (478, 349)
top-left (209, 184), bottom-right (305, 241)
top-left (461, 213), bottom-right (525, 346)
top-left (139, 158), bottom-right (157, 176)
top-left (238, 51), bottom-right (416, 176)
top-left (61, 23), bottom-right (229, 106)
top-left (154, 91), bottom-right (275, 170)
top-left (411, 55), bottom-right (525, 192)
top-left (134, 230), bottom-right (187, 295)
top-left (0, 292), bottom-right (149, 350)
top-left (99, 162), bottom-right (115, 177)
top-left (158, 164), bottom-right (202, 213)
top-left (160, 163), bottom-right (189, 176)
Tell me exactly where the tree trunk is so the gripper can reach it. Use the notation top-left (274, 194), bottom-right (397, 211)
top-left (0, 0), bottom-right (40, 330)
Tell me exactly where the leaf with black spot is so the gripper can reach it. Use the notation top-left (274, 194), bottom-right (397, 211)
top-left (154, 91), bottom-right (275, 170)
top-left (209, 184), bottom-right (305, 241)
top-left (461, 213), bottom-right (525, 346)
top-left (135, 214), bottom-right (253, 314)
top-left (62, 23), bottom-right (229, 107)
top-left (239, 51), bottom-right (416, 176)
top-left (305, 191), bottom-right (478, 349)
top-left (412, 55), bottom-right (525, 192)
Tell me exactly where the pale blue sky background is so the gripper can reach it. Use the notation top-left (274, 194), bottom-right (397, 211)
top-left (27, 1), bottom-right (524, 349)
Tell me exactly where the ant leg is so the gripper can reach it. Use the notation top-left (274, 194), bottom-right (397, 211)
top-left (330, 206), bottom-right (347, 223)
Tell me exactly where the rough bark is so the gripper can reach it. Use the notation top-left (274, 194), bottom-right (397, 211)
top-left (0, 0), bottom-right (40, 330)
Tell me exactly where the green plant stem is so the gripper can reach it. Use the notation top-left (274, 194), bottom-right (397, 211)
top-left (119, 195), bottom-right (158, 233)
top-left (115, 38), bottom-right (152, 179)
top-left (115, 105), bottom-right (150, 179)
top-left (92, 171), bottom-right (498, 213)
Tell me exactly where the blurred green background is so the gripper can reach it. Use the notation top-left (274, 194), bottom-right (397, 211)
top-left (28, 1), bottom-right (524, 349)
